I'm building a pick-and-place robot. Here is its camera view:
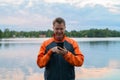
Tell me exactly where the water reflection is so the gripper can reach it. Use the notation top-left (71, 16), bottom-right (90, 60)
top-left (0, 43), bottom-right (1, 49)
top-left (4, 43), bottom-right (10, 48)
top-left (0, 38), bottom-right (120, 80)
top-left (0, 67), bottom-right (120, 80)
top-left (79, 41), bottom-right (120, 69)
top-left (89, 41), bottom-right (110, 46)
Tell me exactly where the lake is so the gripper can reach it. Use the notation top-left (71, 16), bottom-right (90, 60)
top-left (0, 38), bottom-right (120, 80)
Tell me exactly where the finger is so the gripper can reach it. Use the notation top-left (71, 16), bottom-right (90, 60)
top-left (57, 46), bottom-right (63, 50)
top-left (52, 47), bottom-right (58, 52)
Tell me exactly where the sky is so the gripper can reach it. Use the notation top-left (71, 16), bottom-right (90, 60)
top-left (0, 0), bottom-right (120, 31)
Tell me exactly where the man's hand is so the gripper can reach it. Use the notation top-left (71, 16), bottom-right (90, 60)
top-left (57, 46), bottom-right (68, 55)
top-left (51, 46), bottom-right (68, 55)
top-left (51, 46), bottom-right (58, 53)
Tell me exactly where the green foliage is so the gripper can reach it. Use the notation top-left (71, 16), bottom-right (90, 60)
top-left (3, 28), bottom-right (11, 38)
top-left (1, 28), bottom-right (120, 38)
top-left (46, 29), bottom-right (53, 37)
top-left (0, 29), bottom-right (2, 38)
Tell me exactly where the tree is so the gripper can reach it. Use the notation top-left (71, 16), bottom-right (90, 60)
top-left (3, 28), bottom-right (11, 38)
top-left (0, 29), bottom-right (2, 38)
top-left (46, 29), bottom-right (53, 37)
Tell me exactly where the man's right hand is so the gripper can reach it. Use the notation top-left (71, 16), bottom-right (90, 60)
top-left (51, 46), bottom-right (68, 56)
top-left (51, 46), bottom-right (58, 53)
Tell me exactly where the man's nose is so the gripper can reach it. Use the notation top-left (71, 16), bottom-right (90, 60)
top-left (58, 29), bottom-right (61, 32)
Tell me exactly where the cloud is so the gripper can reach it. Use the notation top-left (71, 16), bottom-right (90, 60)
top-left (0, 67), bottom-right (44, 80)
top-left (0, 0), bottom-right (120, 31)
top-left (1, 16), bottom-right (29, 25)
top-left (0, 0), bottom-right (24, 6)
top-left (76, 67), bottom-right (111, 79)
top-left (108, 60), bottom-right (120, 69)
top-left (44, 0), bottom-right (67, 3)
top-left (0, 12), bottom-right (51, 26)
top-left (26, 73), bottom-right (44, 80)
top-left (0, 66), bottom-right (118, 80)
top-left (44, 0), bottom-right (120, 13)
top-left (0, 0), bottom-right (52, 27)
top-left (0, 68), bottom-right (25, 80)
top-left (0, 0), bottom-right (120, 14)
top-left (0, 60), bottom-right (119, 80)
top-left (25, 0), bottom-right (33, 8)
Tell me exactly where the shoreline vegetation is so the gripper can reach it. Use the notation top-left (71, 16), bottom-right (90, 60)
top-left (0, 28), bottom-right (120, 38)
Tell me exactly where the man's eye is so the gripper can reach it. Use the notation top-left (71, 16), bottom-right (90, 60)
top-left (56, 28), bottom-right (59, 30)
top-left (55, 28), bottom-right (63, 30)
top-left (61, 28), bottom-right (63, 30)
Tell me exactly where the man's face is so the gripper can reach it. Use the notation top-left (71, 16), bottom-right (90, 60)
top-left (53, 22), bottom-right (65, 40)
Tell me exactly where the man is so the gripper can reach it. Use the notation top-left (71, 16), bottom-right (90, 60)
top-left (37, 17), bottom-right (84, 80)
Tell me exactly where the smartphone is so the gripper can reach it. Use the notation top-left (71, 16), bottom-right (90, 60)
top-left (57, 42), bottom-right (64, 49)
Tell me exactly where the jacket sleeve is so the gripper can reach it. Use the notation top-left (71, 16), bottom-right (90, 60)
top-left (37, 42), bottom-right (52, 68)
top-left (63, 41), bottom-right (84, 66)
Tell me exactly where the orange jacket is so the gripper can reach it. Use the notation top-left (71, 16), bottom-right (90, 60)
top-left (37, 35), bottom-right (84, 80)
top-left (37, 36), bottom-right (84, 68)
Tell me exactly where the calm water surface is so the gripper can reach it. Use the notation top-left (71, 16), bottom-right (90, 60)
top-left (0, 38), bottom-right (120, 80)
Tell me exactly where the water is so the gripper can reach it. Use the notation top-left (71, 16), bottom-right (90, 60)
top-left (0, 38), bottom-right (120, 80)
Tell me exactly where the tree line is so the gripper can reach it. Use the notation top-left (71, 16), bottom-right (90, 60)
top-left (0, 28), bottom-right (120, 38)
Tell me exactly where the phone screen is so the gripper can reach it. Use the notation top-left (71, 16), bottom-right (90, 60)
top-left (57, 42), bottom-right (64, 48)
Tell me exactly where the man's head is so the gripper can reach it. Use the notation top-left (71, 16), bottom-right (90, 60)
top-left (53, 17), bottom-right (66, 41)
top-left (53, 17), bottom-right (66, 26)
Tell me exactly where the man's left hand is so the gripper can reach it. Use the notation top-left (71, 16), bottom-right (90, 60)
top-left (57, 46), bottom-right (68, 55)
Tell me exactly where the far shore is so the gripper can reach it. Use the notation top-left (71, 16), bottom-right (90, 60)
top-left (0, 37), bottom-right (120, 44)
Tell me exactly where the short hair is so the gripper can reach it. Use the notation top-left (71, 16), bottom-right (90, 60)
top-left (53, 17), bottom-right (66, 26)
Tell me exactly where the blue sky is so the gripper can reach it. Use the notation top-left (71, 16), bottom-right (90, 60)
top-left (0, 0), bottom-right (120, 31)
